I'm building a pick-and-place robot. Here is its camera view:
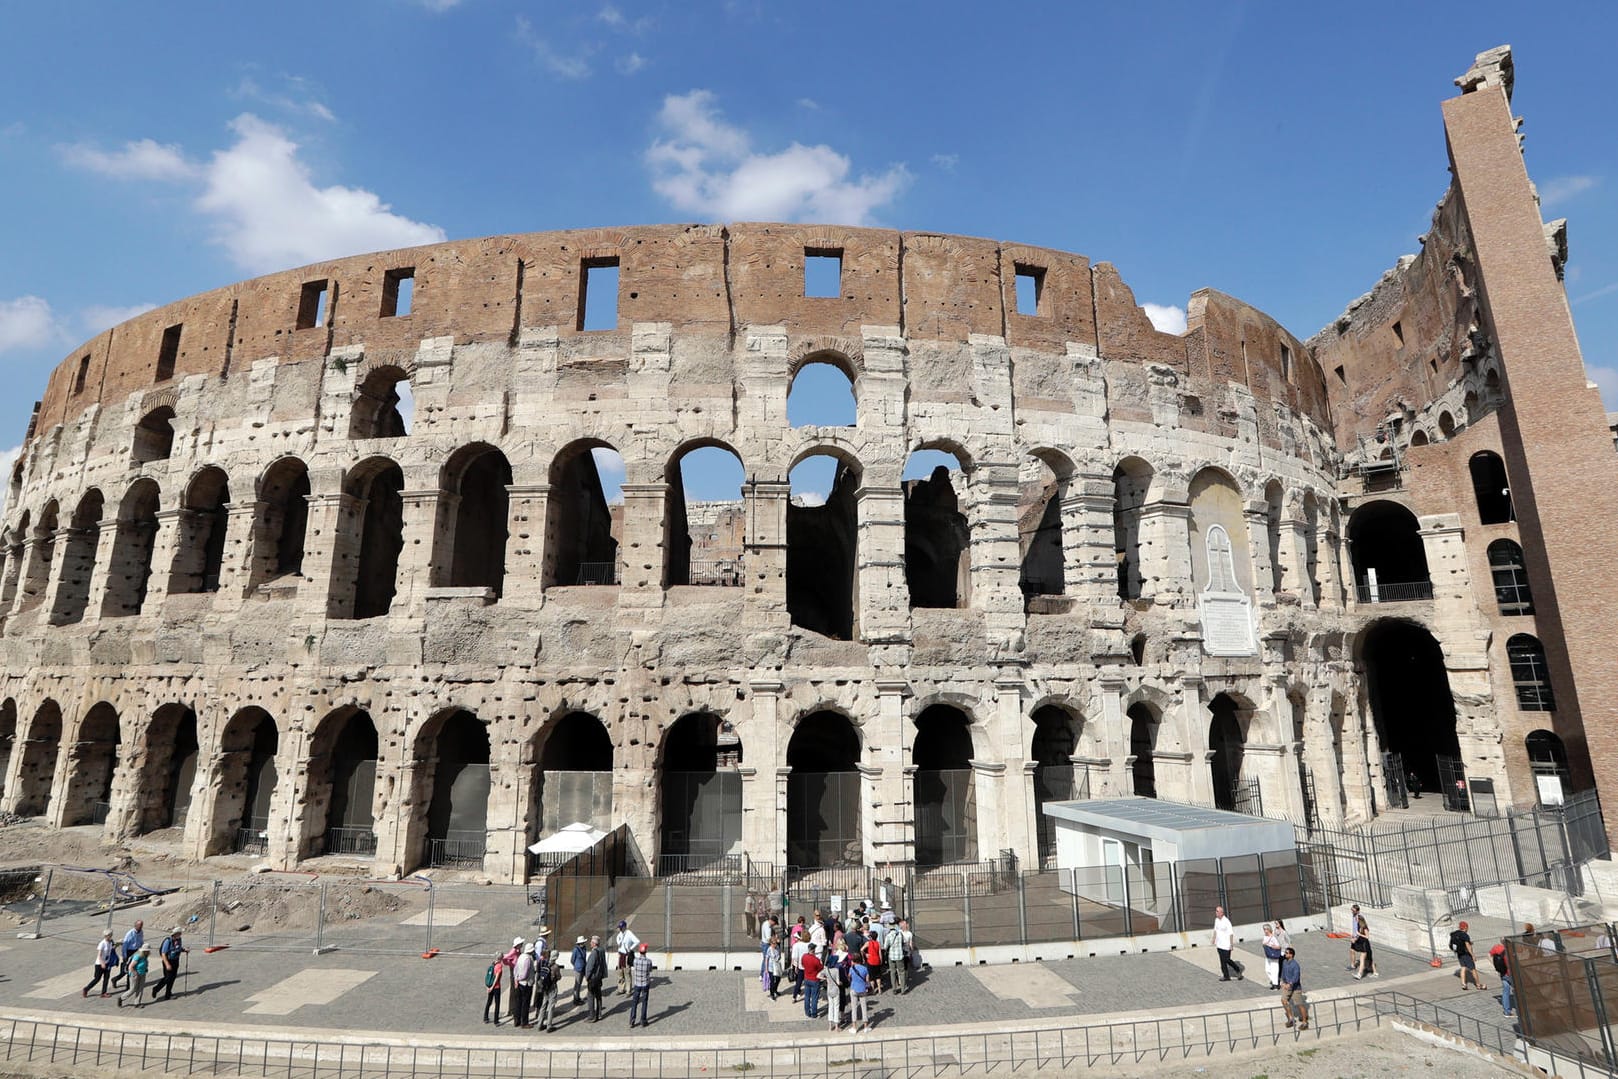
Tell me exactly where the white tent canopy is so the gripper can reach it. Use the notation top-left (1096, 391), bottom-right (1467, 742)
top-left (527, 821), bottom-right (607, 856)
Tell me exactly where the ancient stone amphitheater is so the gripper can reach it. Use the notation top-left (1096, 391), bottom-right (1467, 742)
top-left (2, 47), bottom-right (1615, 882)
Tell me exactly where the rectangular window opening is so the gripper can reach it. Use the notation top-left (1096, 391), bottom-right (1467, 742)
top-left (804, 248), bottom-right (843, 298)
top-left (297, 281), bottom-right (330, 330)
top-left (1280, 342), bottom-right (1293, 382)
top-left (381, 268), bottom-right (415, 318)
top-left (1392, 320), bottom-right (1404, 346)
top-left (579, 258), bottom-right (620, 331)
top-left (73, 355), bottom-right (91, 396)
top-left (1334, 364), bottom-right (1346, 386)
top-left (1014, 265), bottom-right (1045, 316)
top-left (1429, 358), bottom-right (1439, 373)
top-left (156, 324), bottom-right (182, 383)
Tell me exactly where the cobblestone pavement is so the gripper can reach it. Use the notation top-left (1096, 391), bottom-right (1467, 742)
top-left (0, 918), bottom-right (1516, 1048)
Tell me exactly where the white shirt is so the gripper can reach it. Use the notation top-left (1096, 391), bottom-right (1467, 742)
top-left (790, 939), bottom-right (809, 969)
top-left (1213, 915), bottom-right (1234, 949)
top-left (760, 919), bottom-right (773, 944)
top-left (615, 927), bottom-right (640, 955)
top-left (96, 938), bottom-right (115, 965)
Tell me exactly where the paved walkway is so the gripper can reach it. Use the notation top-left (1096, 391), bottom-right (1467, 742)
top-left (0, 915), bottom-right (1517, 1051)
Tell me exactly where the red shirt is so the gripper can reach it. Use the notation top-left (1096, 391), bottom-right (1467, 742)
top-left (864, 939), bottom-right (881, 965)
top-left (801, 952), bottom-right (823, 983)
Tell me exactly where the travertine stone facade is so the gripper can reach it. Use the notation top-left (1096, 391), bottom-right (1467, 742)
top-left (0, 46), bottom-right (1609, 880)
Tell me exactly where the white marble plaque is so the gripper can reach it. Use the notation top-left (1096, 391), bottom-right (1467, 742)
top-left (1200, 593), bottom-right (1256, 656)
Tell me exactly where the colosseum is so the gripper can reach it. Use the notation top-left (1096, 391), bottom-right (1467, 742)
top-left (1, 45), bottom-right (1614, 884)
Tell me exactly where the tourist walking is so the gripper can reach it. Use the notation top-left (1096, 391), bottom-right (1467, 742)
top-left (1279, 946), bottom-right (1308, 1030)
top-left (884, 919), bottom-right (907, 995)
top-left (535, 948), bottom-right (561, 1032)
top-left (614, 920), bottom-right (640, 995)
top-left (483, 950), bottom-right (505, 1024)
top-left (502, 937), bottom-right (524, 1018)
top-left (1491, 941), bottom-right (1513, 1017)
top-left (1273, 917), bottom-right (1292, 954)
top-left (513, 945), bottom-right (536, 1027)
top-left (800, 942), bottom-right (823, 1019)
top-left (569, 936), bottom-right (588, 1005)
top-left (850, 953), bottom-right (871, 1032)
top-left (151, 929), bottom-right (187, 1002)
top-left (584, 935), bottom-right (608, 1021)
top-left (1212, 906), bottom-right (1243, 981)
top-left (765, 933), bottom-right (784, 1000)
top-left (1261, 923), bottom-right (1283, 990)
top-left (111, 919), bottom-right (143, 989)
top-left (1352, 914), bottom-right (1378, 978)
top-left (82, 930), bottom-right (117, 998)
top-left (1344, 904), bottom-right (1361, 971)
top-left (1450, 921), bottom-right (1487, 990)
top-left (628, 942), bottom-right (654, 1027)
top-left (116, 945), bottom-right (150, 1009)
top-left (759, 912), bottom-right (775, 989)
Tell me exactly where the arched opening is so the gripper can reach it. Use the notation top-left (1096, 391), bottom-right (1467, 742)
top-left (1188, 469), bottom-right (1254, 595)
top-left (786, 711), bottom-right (862, 868)
top-left (1128, 703), bottom-right (1159, 798)
top-left (1301, 493), bottom-right (1322, 604)
top-left (0, 511), bottom-right (28, 613)
top-left (102, 480), bottom-right (161, 617)
top-left (1264, 481), bottom-right (1285, 594)
top-left (787, 358), bottom-right (856, 427)
top-left (416, 709), bottom-right (492, 869)
top-left (1438, 412), bottom-right (1456, 439)
top-left (350, 366), bottom-right (412, 439)
top-left (531, 712), bottom-right (614, 847)
top-left (1113, 458), bottom-right (1154, 600)
top-left (545, 442), bottom-right (622, 587)
top-left (912, 704), bottom-right (976, 866)
top-left (1347, 500), bottom-right (1431, 603)
top-left (63, 703), bottom-right (121, 828)
top-left (341, 458), bottom-right (405, 619)
top-left (1464, 391), bottom-right (1480, 419)
top-left (250, 458), bottom-right (309, 590)
top-left (306, 707), bottom-right (379, 857)
top-left (1130, 633), bottom-right (1148, 666)
top-left (0, 699), bottom-right (14, 802)
top-left (665, 444), bottom-right (746, 587)
top-left (1031, 705), bottom-right (1080, 867)
top-left (1018, 453), bottom-right (1067, 606)
top-left (1360, 619), bottom-right (1459, 792)
top-left (1207, 694), bottom-right (1247, 812)
top-left (1485, 368), bottom-right (1503, 404)
top-left (169, 468), bottom-right (230, 595)
top-left (131, 407), bottom-right (175, 464)
top-left (1410, 430), bottom-right (1430, 448)
top-left (13, 700), bottom-right (62, 817)
top-left (1526, 730), bottom-right (1571, 798)
top-left (658, 712), bottom-right (743, 870)
top-left (1487, 539), bottom-right (1533, 615)
top-left (208, 708), bottom-right (278, 856)
top-left (438, 445), bottom-right (512, 597)
top-left (1507, 634), bottom-right (1555, 711)
top-left (787, 452), bottom-right (859, 639)
top-left (903, 449), bottom-right (970, 609)
top-left (1469, 451), bottom-right (1514, 525)
top-left (136, 704), bottom-right (198, 834)
top-left (17, 500), bottom-right (59, 612)
top-left (52, 490), bottom-right (104, 625)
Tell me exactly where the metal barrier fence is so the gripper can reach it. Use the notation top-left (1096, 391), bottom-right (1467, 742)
top-left (1360, 990), bottom-right (1517, 1057)
top-left (0, 994), bottom-right (1381, 1078)
top-left (1298, 790), bottom-right (1605, 909)
top-left (1507, 921), bottom-right (1618, 1069)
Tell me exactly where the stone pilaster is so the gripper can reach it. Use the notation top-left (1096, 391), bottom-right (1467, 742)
top-left (856, 485), bottom-right (907, 644)
top-left (743, 480), bottom-right (790, 625)
top-left (503, 484), bottom-right (549, 606)
top-left (868, 677), bottom-right (911, 866)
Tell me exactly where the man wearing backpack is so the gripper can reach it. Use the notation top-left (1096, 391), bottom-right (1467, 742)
top-left (512, 945), bottom-right (536, 1028)
top-left (569, 936), bottom-right (588, 1006)
top-left (1449, 921), bottom-right (1487, 991)
top-left (884, 921), bottom-right (907, 995)
top-left (535, 947), bottom-right (561, 1032)
top-left (1491, 941), bottom-right (1513, 1017)
top-left (151, 929), bottom-right (188, 1002)
top-left (584, 935), bottom-right (608, 1021)
top-left (483, 950), bottom-right (505, 1024)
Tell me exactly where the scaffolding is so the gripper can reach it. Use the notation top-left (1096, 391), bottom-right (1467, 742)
top-left (1353, 421), bottom-right (1404, 489)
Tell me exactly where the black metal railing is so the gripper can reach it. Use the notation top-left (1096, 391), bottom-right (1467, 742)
top-left (685, 560), bottom-right (743, 586)
top-left (573, 561), bottom-right (617, 585)
top-left (425, 831), bottom-right (487, 868)
top-left (89, 801), bottom-right (111, 825)
top-left (322, 825), bottom-right (378, 856)
top-left (235, 818), bottom-right (270, 856)
top-left (1356, 579), bottom-right (1434, 603)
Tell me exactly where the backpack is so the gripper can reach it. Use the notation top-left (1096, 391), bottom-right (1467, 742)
top-left (485, 962), bottom-right (496, 988)
top-left (1490, 944), bottom-right (1509, 976)
top-left (1448, 929), bottom-right (1467, 955)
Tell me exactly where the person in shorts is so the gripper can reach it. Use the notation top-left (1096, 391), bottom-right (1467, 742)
top-left (1279, 946), bottom-right (1308, 1030)
top-left (1451, 920), bottom-right (1487, 990)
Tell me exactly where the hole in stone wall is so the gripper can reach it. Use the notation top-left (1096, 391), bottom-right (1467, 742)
top-left (913, 704), bottom-right (976, 866)
top-left (169, 467), bottom-right (229, 595)
top-left (156, 324), bottom-right (181, 383)
top-left (1469, 451), bottom-right (1514, 524)
top-left (102, 480), bottom-right (160, 617)
top-left (63, 702), bottom-right (121, 828)
top-left (441, 445), bottom-right (513, 597)
top-left (546, 442), bottom-right (622, 587)
top-left (1014, 265), bottom-right (1045, 316)
top-left (252, 458), bottom-right (310, 589)
top-left (73, 354), bottom-right (91, 396)
top-left (786, 711), bottom-right (861, 867)
top-left (1128, 703), bottom-right (1159, 797)
top-left (1113, 458), bottom-right (1153, 600)
top-left (804, 248), bottom-right (843, 298)
top-left (297, 281), bottom-right (330, 330)
top-left (381, 268), bottom-right (414, 318)
top-left (1017, 453), bottom-right (1066, 606)
top-left (787, 359), bottom-right (856, 427)
top-left (904, 449), bottom-right (969, 610)
top-left (345, 459), bottom-right (405, 618)
top-left (579, 258), bottom-right (620, 331)
top-left (350, 366), bottom-right (412, 439)
top-left (51, 490), bottom-right (103, 625)
top-left (666, 444), bottom-right (745, 587)
top-left (13, 700), bottom-right (62, 818)
top-left (787, 452), bottom-right (858, 639)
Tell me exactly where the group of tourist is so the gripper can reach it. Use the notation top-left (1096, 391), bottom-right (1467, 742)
top-left (758, 902), bottom-right (916, 1033)
top-left (484, 920), bottom-right (655, 1030)
top-left (79, 919), bottom-right (190, 1008)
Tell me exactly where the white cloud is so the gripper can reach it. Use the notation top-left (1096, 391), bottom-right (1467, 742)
top-left (394, 379), bottom-right (416, 434)
top-left (59, 138), bottom-right (198, 181)
top-left (414, 0), bottom-right (463, 10)
top-left (796, 98), bottom-right (820, 111)
top-left (598, 5), bottom-right (652, 33)
top-left (1540, 175), bottom-right (1598, 206)
top-left (516, 16), bottom-right (592, 79)
top-left (196, 114), bottom-right (446, 274)
top-left (1575, 282), bottom-right (1618, 305)
top-left (591, 447), bottom-right (625, 504)
top-left (930, 153), bottom-right (959, 172)
top-left (0, 445), bottom-right (20, 516)
top-left (234, 76), bottom-right (337, 123)
top-left (80, 303), bottom-right (157, 336)
top-left (0, 296), bottom-right (63, 353)
top-left (1143, 302), bottom-right (1188, 335)
top-left (615, 52), bottom-right (647, 75)
top-left (646, 90), bottom-right (910, 224)
top-left (790, 492), bottom-right (826, 508)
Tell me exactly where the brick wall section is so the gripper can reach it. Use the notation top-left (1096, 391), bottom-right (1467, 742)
top-left (1443, 79), bottom-right (1618, 829)
top-left (24, 225), bottom-right (1329, 452)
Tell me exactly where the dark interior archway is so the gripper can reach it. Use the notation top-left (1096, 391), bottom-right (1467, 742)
top-left (131, 406), bottom-right (175, 464)
top-left (310, 708), bottom-right (379, 857)
top-left (913, 705), bottom-right (976, 866)
top-left (442, 446), bottom-right (512, 598)
top-left (346, 460), bottom-right (405, 619)
top-left (63, 703), bottom-right (121, 827)
top-left (1207, 694), bottom-right (1245, 811)
top-left (53, 491), bottom-right (103, 625)
top-left (13, 700), bottom-right (62, 817)
top-left (904, 456), bottom-right (970, 609)
top-left (787, 454), bottom-right (859, 638)
top-left (1360, 619), bottom-right (1459, 791)
top-left (420, 710), bottom-right (492, 868)
top-left (786, 711), bottom-right (861, 867)
top-left (1469, 451), bottom-right (1514, 525)
top-left (659, 713), bottom-right (742, 869)
top-left (1018, 455), bottom-right (1066, 605)
top-left (546, 443), bottom-right (621, 587)
top-left (532, 711), bottom-right (614, 844)
top-left (1526, 729), bottom-right (1571, 791)
top-left (350, 366), bottom-right (410, 439)
top-left (1031, 705), bottom-right (1079, 865)
top-left (0, 699), bottom-right (15, 802)
top-left (253, 458), bottom-right (309, 589)
top-left (1128, 703), bottom-right (1159, 798)
top-left (138, 704), bottom-right (197, 834)
top-left (1488, 539), bottom-right (1534, 615)
top-left (1347, 500), bottom-right (1430, 600)
top-left (210, 708), bottom-right (278, 855)
top-left (169, 468), bottom-right (229, 595)
top-left (665, 445), bottom-right (746, 588)
top-left (103, 480), bottom-right (160, 617)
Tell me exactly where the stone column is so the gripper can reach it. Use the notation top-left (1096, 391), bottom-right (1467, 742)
top-left (484, 719), bottom-right (527, 884)
top-left (970, 462), bottom-right (1026, 651)
top-left (140, 509), bottom-right (184, 610)
top-left (303, 491), bottom-right (358, 619)
top-left (1305, 684), bottom-right (1348, 827)
top-left (1095, 677), bottom-right (1129, 797)
top-left (392, 489), bottom-right (445, 614)
top-left (78, 521), bottom-right (116, 626)
top-left (1066, 472), bottom-right (1120, 608)
top-left (1244, 504), bottom-right (1277, 605)
top-left (1317, 516), bottom-right (1346, 609)
top-left (503, 484), bottom-right (549, 607)
top-left (856, 486), bottom-right (907, 645)
top-left (868, 678), bottom-right (911, 867)
top-left (744, 679), bottom-right (784, 863)
top-left (45, 520), bottom-right (106, 625)
top-left (1182, 678), bottom-right (1215, 806)
top-left (1280, 512), bottom-right (1313, 609)
top-left (1138, 501), bottom-right (1192, 605)
top-left (616, 482), bottom-right (668, 610)
top-left (992, 673), bottom-right (1034, 864)
top-left (743, 480), bottom-right (790, 626)
top-left (212, 502), bottom-right (258, 611)
top-left (970, 758), bottom-right (1006, 861)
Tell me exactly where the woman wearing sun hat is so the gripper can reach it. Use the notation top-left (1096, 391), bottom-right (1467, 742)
top-left (117, 945), bottom-right (151, 1008)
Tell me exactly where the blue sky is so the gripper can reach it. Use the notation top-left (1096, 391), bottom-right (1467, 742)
top-left (2, 2), bottom-right (1615, 507)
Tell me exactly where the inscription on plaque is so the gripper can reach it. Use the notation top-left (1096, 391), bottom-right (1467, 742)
top-left (1200, 594), bottom-right (1256, 656)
